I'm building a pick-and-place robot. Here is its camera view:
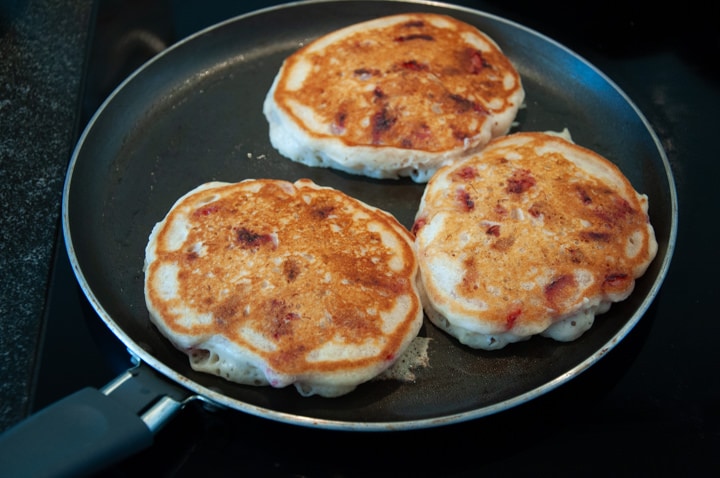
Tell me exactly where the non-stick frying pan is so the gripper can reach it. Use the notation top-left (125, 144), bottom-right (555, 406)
top-left (0, 0), bottom-right (676, 475)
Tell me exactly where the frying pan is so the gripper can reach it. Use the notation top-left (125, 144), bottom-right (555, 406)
top-left (0, 0), bottom-right (676, 475)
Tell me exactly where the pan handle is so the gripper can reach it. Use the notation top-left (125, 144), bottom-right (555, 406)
top-left (0, 361), bottom-right (193, 477)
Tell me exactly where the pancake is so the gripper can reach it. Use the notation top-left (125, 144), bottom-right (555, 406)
top-left (413, 132), bottom-right (658, 350)
top-left (263, 13), bottom-right (524, 182)
top-left (144, 178), bottom-right (423, 397)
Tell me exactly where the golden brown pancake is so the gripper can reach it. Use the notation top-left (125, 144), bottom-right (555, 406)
top-left (413, 132), bottom-right (658, 349)
top-left (144, 179), bottom-right (423, 397)
top-left (263, 12), bottom-right (524, 182)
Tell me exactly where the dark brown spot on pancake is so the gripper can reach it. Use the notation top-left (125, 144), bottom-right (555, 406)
top-left (268, 299), bottom-right (301, 340)
top-left (331, 309), bottom-right (379, 343)
top-left (461, 256), bottom-right (480, 292)
top-left (334, 111), bottom-right (346, 128)
top-left (593, 195), bottom-right (638, 227)
top-left (448, 93), bottom-right (485, 114)
top-left (528, 201), bottom-right (545, 218)
top-left (371, 108), bottom-right (397, 143)
top-left (603, 273), bottom-right (630, 291)
top-left (492, 236), bottom-right (515, 252)
top-left (451, 127), bottom-right (470, 141)
top-left (580, 231), bottom-right (612, 242)
top-left (394, 34), bottom-right (434, 42)
top-left (413, 123), bottom-right (432, 142)
top-left (213, 296), bottom-right (245, 332)
top-left (312, 205), bottom-right (335, 219)
top-left (576, 186), bottom-right (593, 205)
top-left (235, 227), bottom-right (273, 249)
top-left (494, 202), bottom-right (508, 218)
top-left (283, 259), bottom-right (301, 282)
top-left (566, 247), bottom-right (585, 264)
top-left (544, 274), bottom-right (576, 309)
top-left (353, 68), bottom-right (380, 79)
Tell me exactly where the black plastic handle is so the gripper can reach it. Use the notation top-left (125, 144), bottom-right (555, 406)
top-left (0, 362), bottom-right (193, 477)
top-left (0, 387), bottom-right (153, 477)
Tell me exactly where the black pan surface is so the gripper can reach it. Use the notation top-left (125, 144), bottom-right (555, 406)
top-left (63, 0), bottom-right (676, 430)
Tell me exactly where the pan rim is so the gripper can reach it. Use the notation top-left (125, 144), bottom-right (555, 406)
top-left (62, 0), bottom-right (678, 431)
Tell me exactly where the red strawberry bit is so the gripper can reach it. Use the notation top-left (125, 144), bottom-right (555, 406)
top-left (486, 224), bottom-right (500, 236)
top-left (331, 111), bottom-right (347, 134)
top-left (494, 203), bottom-right (508, 217)
top-left (506, 308), bottom-right (522, 330)
top-left (371, 108), bottom-right (397, 143)
top-left (453, 166), bottom-right (477, 181)
top-left (468, 49), bottom-right (490, 74)
top-left (411, 217), bottom-right (427, 236)
top-left (456, 188), bottom-right (475, 211)
top-left (506, 169), bottom-right (536, 194)
top-left (400, 59), bottom-right (429, 71)
top-left (195, 204), bottom-right (220, 216)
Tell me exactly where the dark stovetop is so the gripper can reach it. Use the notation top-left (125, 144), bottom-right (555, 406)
top-left (27, 0), bottom-right (720, 476)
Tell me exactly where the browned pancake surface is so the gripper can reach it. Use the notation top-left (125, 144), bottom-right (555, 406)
top-left (145, 179), bottom-right (422, 392)
top-left (273, 13), bottom-right (523, 151)
top-left (414, 132), bottom-right (657, 338)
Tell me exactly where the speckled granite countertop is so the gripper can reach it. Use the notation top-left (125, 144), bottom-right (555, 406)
top-left (0, 0), bottom-right (93, 431)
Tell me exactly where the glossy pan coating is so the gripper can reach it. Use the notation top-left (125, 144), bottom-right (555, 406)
top-left (63, 0), bottom-right (676, 430)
